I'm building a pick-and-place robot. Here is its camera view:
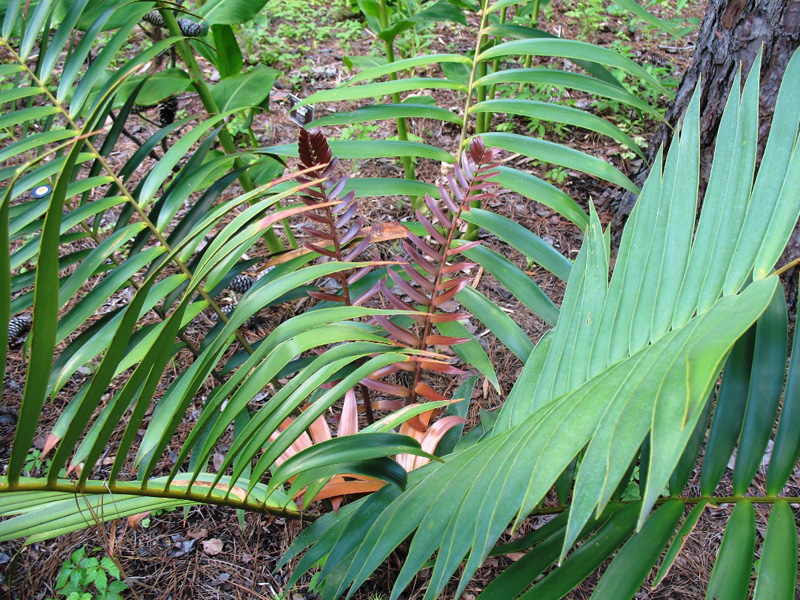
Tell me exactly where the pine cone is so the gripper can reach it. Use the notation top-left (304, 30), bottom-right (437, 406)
top-left (216, 304), bottom-right (263, 331)
top-left (142, 10), bottom-right (167, 27)
top-left (130, 103), bottom-right (157, 115)
top-left (178, 20), bottom-right (207, 37)
top-left (159, 96), bottom-right (178, 127)
top-left (228, 275), bottom-right (254, 294)
top-left (8, 315), bottom-right (32, 345)
top-left (141, 11), bottom-right (207, 36)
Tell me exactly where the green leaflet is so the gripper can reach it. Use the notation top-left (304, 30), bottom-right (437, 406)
top-left (293, 50), bottom-right (800, 599)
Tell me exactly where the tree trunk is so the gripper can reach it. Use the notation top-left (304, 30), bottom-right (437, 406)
top-left (611, 0), bottom-right (800, 235)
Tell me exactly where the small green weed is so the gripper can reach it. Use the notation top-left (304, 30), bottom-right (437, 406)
top-left (563, 0), bottom-right (610, 39)
top-left (22, 449), bottom-right (67, 478)
top-left (545, 166), bottom-right (569, 185)
top-left (496, 83), bottom-right (574, 141)
top-left (591, 41), bottom-right (680, 132)
top-left (241, 0), bottom-right (361, 72)
top-left (339, 123), bottom-right (380, 141)
top-left (48, 547), bottom-right (128, 600)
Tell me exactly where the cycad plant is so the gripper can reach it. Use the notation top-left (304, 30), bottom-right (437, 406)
top-left (3, 0), bottom-right (800, 598)
top-left (282, 50), bottom-right (800, 598)
top-left (283, 0), bottom-right (670, 214)
top-left (0, 0), bottom-right (437, 536)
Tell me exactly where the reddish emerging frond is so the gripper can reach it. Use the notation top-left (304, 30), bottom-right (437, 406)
top-left (368, 137), bottom-right (500, 404)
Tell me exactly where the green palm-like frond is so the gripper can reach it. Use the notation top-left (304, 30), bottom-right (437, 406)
top-left (286, 0), bottom-right (665, 217)
top-left (1, 0), bottom-right (427, 540)
top-left (282, 49), bottom-right (800, 599)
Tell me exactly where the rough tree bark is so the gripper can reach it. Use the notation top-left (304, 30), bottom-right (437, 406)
top-left (611, 0), bottom-right (800, 235)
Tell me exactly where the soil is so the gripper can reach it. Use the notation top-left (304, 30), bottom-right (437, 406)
top-left (6, 0), bottom-right (787, 598)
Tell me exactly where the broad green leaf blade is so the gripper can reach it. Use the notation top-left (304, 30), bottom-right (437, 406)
top-left (295, 78), bottom-right (467, 110)
top-left (478, 39), bottom-right (668, 95)
top-left (0, 130), bottom-right (76, 164)
top-left (478, 132), bottom-right (637, 194)
top-left (686, 59), bottom-right (760, 319)
top-left (461, 208), bottom-right (572, 281)
top-left (644, 278), bottom-right (779, 527)
top-left (287, 458), bottom-right (406, 502)
top-left (649, 87), bottom-right (700, 341)
top-left (753, 501), bottom-right (798, 599)
top-left (528, 206), bottom-right (608, 415)
top-left (519, 502), bottom-right (640, 600)
top-left (344, 177), bottom-right (439, 198)
top-left (457, 242), bottom-right (559, 327)
top-left (0, 86), bottom-right (43, 105)
top-left (766, 280), bottom-right (800, 494)
top-left (266, 177), bottom-right (440, 199)
top-left (436, 319), bottom-right (500, 392)
top-left (309, 103), bottom-right (463, 127)
top-left (733, 285), bottom-right (787, 494)
top-left (267, 434), bottom-right (429, 497)
top-left (590, 501), bottom-right (684, 600)
top-left (210, 64), bottom-right (279, 112)
top-left (196, 0), bottom-right (270, 24)
top-left (731, 41), bottom-right (800, 284)
top-left (672, 66), bottom-right (750, 324)
top-left (259, 140), bottom-right (455, 163)
top-left (208, 24), bottom-right (244, 78)
top-left (0, 105), bottom-right (60, 129)
top-left (653, 501), bottom-right (708, 588)
top-left (19, 0), bottom-right (56, 61)
top-left (705, 503), bottom-right (756, 600)
top-left (491, 166), bottom-right (589, 229)
top-left (474, 69), bottom-right (665, 122)
top-left (699, 326), bottom-right (756, 496)
top-left (470, 99), bottom-right (645, 159)
top-left (613, 0), bottom-right (689, 37)
top-left (493, 331), bottom-right (553, 433)
top-left (8, 121), bottom-right (86, 484)
top-left (2, 0), bottom-right (22, 39)
top-left (456, 285), bottom-right (534, 362)
top-left (485, 24), bottom-right (622, 87)
top-left (346, 54), bottom-right (472, 84)
top-left (0, 181), bottom-right (9, 378)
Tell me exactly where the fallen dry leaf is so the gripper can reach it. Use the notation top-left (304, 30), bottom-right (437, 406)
top-left (127, 512), bottom-right (150, 529)
top-left (201, 538), bottom-right (224, 555)
top-left (187, 527), bottom-right (208, 540)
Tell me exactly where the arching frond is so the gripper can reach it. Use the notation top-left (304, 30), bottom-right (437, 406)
top-left (282, 49), bottom-right (800, 600)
